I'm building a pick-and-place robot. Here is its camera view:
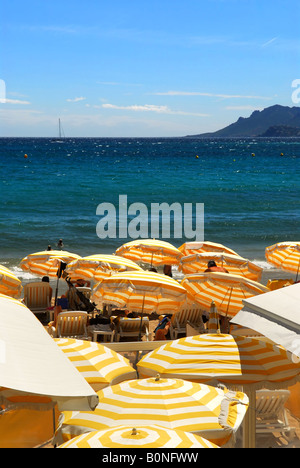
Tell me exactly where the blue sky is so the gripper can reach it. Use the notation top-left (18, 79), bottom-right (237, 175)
top-left (1, 0), bottom-right (299, 137)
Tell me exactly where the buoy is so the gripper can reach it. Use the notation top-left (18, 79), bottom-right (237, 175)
top-left (196, 155), bottom-right (199, 159)
top-left (280, 152), bottom-right (284, 156)
top-left (24, 154), bottom-right (28, 159)
top-left (251, 153), bottom-right (255, 157)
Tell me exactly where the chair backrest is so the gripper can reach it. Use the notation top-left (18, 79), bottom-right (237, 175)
top-left (56, 311), bottom-right (88, 337)
top-left (76, 287), bottom-right (91, 299)
top-left (171, 306), bottom-right (203, 328)
top-left (23, 282), bottom-right (51, 310)
top-left (119, 317), bottom-right (149, 333)
top-left (256, 389), bottom-right (290, 419)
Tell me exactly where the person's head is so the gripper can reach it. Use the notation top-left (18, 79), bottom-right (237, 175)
top-left (149, 267), bottom-right (157, 272)
top-left (76, 278), bottom-right (85, 287)
top-left (207, 260), bottom-right (217, 268)
top-left (42, 276), bottom-right (50, 283)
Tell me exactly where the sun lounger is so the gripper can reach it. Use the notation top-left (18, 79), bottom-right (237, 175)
top-left (169, 305), bottom-right (205, 339)
top-left (115, 317), bottom-right (150, 342)
top-left (256, 389), bottom-right (294, 438)
top-left (23, 282), bottom-right (51, 319)
top-left (48, 311), bottom-right (89, 338)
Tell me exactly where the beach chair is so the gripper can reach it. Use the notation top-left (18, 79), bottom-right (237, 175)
top-left (256, 389), bottom-right (294, 438)
top-left (169, 305), bottom-right (205, 340)
top-left (115, 317), bottom-right (150, 342)
top-left (76, 287), bottom-right (91, 299)
top-left (48, 311), bottom-right (89, 338)
top-left (23, 282), bottom-right (51, 319)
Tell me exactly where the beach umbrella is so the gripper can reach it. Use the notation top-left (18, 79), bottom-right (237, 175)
top-left (207, 301), bottom-right (220, 333)
top-left (115, 238), bottom-right (183, 266)
top-left (0, 265), bottom-right (22, 298)
top-left (58, 425), bottom-right (219, 449)
top-left (91, 270), bottom-right (187, 316)
top-left (20, 250), bottom-right (81, 278)
top-left (178, 241), bottom-right (240, 257)
top-left (181, 272), bottom-right (269, 319)
top-left (54, 338), bottom-right (137, 392)
top-left (137, 333), bottom-right (300, 447)
top-left (65, 254), bottom-right (143, 282)
top-left (0, 293), bottom-right (98, 412)
top-left (265, 241), bottom-right (300, 278)
top-left (53, 376), bottom-right (249, 447)
top-left (179, 252), bottom-right (263, 282)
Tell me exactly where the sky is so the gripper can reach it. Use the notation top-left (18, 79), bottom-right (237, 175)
top-left (1, 0), bottom-right (300, 137)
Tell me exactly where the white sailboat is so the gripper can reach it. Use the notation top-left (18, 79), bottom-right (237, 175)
top-left (57, 118), bottom-right (65, 141)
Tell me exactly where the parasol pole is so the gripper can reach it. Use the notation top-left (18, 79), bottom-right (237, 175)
top-left (296, 259), bottom-right (300, 282)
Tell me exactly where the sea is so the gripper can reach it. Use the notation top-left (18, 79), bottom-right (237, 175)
top-left (1, 137), bottom-right (299, 288)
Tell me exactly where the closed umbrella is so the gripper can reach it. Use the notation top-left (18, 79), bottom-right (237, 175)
top-left (20, 250), bottom-right (81, 278)
top-left (65, 254), bottom-right (142, 282)
top-left (58, 425), bottom-right (219, 448)
top-left (265, 242), bottom-right (300, 279)
top-left (179, 252), bottom-right (262, 282)
top-left (54, 338), bottom-right (136, 392)
top-left (115, 239), bottom-right (183, 266)
top-left (137, 334), bottom-right (300, 447)
top-left (53, 376), bottom-right (249, 447)
top-left (178, 241), bottom-right (240, 257)
top-left (0, 265), bottom-right (22, 298)
top-left (181, 272), bottom-right (269, 319)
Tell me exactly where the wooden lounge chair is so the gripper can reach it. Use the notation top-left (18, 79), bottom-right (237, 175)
top-left (115, 317), bottom-right (150, 342)
top-left (169, 304), bottom-right (205, 340)
top-left (48, 311), bottom-right (89, 338)
top-left (23, 282), bottom-right (51, 318)
top-left (256, 389), bottom-right (294, 438)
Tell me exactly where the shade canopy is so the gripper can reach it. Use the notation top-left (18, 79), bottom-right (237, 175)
top-left (265, 241), bottom-right (300, 274)
top-left (178, 241), bottom-right (240, 257)
top-left (0, 265), bottom-right (22, 298)
top-left (58, 425), bottom-right (219, 449)
top-left (54, 338), bottom-right (137, 392)
top-left (92, 270), bottom-right (187, 314)
top-left (115, 239), bottom-right (183, 266)
top-left (179, 252), bottom-right (262, 282)
top-left (54, 377), bottom-right (248, 447)
top-left (65, 254), bottom-right (142, 282)
top-left (0, 294), bottom-right (98, 412)
top-left (181, 272), bottom-right (269, 318)
top-left (231, 283), bottom-right (300, 359)
top-left (20, 250), bottom-right (81, 278)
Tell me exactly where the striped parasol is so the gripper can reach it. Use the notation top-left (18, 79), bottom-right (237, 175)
top-left (0, 265), bottom-right (22, 298)
top-left (20, 250), bottom-right (81, 278)
top-left (115, 239), bottom-right (183, 266)
top-left (178, 241), bottom-right (240, 257)
top-left (58, 425), bottom-right (219, 448)
top-left (265, 242), bottom-right (300, 278)
top-left (207, 301), bottom-right (220, 333)
top-left (179, 252), bottom-right (263, 282)
top-left (92, 270), bottom-right (187, 315)
top-left (53, 376), bottom-right (249, 447)
top-left (54, 338), bottom-right (136, 392)
top-left (65, 254), bottom-right (143, 282)
top-left (181, 272), bottom-right (269, 318)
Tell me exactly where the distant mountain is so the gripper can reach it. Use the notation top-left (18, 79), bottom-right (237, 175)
top-left (259, 125), bottom-right (300, 137)
top-left (187, 105), bottom-right (300, 138)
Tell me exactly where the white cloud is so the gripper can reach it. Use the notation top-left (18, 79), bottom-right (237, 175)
top-left (66, 97), bottom-right (86, 102)
top-left (0, 98), bottom-right (30, 105)
top-left (102, 103), bottom-right (208, 116)
top-left (151, 91), bottom-right (272, 100)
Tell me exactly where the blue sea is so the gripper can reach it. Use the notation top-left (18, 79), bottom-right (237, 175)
top-left (1, 137), bottom-right (299, 283)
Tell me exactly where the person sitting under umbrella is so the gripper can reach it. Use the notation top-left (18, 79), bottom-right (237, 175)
top-left (204, 260), bottom-right (229, 273)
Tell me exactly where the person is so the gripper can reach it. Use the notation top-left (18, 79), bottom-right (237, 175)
top-left (154, 315), bottom-right (171, 340)
top-left (41, 276), bottom-right (53, 302)
top-left (204, 260), bottom-right (229, 273)
top-left (46, 245), bottom-right (52, 251)
top-left (163, 265), bottom-right (172, 277)
top-left (149, 267), bottom-right (158, 272)
top-left (57, 238), bottom-right (64, 250)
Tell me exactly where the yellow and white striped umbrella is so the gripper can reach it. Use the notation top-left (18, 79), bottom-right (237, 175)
top-left (115, 239), bottom-right (183, 266)
top-left (0, 265), bottom-right (22, 298)
top-left (265, 241), bottom-right (300, 275)
top-left (20, 250), bottom-right (81, 278)
top-left (137, 334), bottom-right (300, 388)
top-left (65, 254), bottom-right (143, 282)
top-left (92, 271), bottom-right (187, 314)
top-left (54, 338), bottom-right (136, 392)
top-left (58, 425), bottom-right (219, 448)
top-left (207, 301), bottom-right (220, 333)
top-left (54, 377), bottom-right (249, 447)
top-left (179, 241), bottom-right (240, 257)
top-left (181, 272), bottom-right (269, 318)
top-left (179, 252), bottom-right (263, 282)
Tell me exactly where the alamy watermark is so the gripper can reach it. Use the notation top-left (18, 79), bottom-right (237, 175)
top-left (96, 195), bottom-right (204, 242)
top-left (0, 79), bottom-right (6, 103)
top-left (291, 79), bottom-right (300, 104)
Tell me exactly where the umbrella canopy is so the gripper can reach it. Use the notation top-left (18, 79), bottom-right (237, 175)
top-left (0, 265), bottom-right (22, 298)
top-left (92, 270), bottom-right (187, 315)
top-left (137, 334), bottom-right (300, 388)
top-left (20, 250), bottom-right (81, 278)
top-left (115, 239), bottom-right (183, 266)
top-left (181, 272), bottom-right (269, 318)
top-left (58, 425), bottom-right (219, 449)
top-left (265, 241), bottom-right (300, 276)
top-left (0, 294), bottom-right (98, 412)
top-left (178, 241), bottom-right (240, 257)
top-left (179, 252), bottom-right (262, 282)
top-left (207, 301), bottom-right (220, 333)
top-left (54, 338), bottom-right (137, 392)
top-left (54, 377), bottom-right (249, 447)
top-left (65, 254), bottom-right (143, 282)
